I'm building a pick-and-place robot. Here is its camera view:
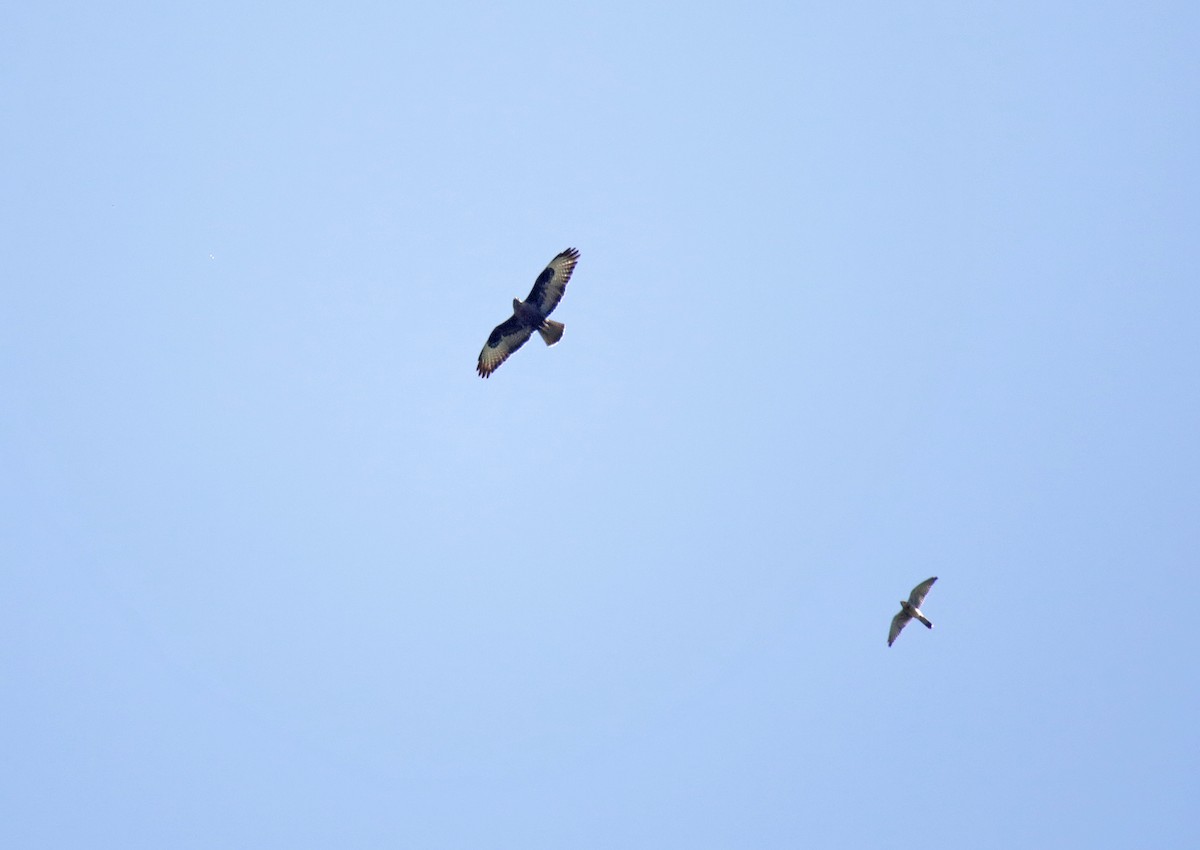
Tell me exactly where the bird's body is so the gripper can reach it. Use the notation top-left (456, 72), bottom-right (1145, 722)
top-left (476, 248), bottom-right (579, 378)
top-left (888, 577), bottom-right (938, 647)
top-left (899, 600), bottom-right (933, 628)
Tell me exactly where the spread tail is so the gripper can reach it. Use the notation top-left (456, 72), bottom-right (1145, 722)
top-left (538, 319), bottom-right (564, 346)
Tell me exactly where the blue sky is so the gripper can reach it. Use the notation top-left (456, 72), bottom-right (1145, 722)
top-left (3, 2), bottom-right (1198, 847)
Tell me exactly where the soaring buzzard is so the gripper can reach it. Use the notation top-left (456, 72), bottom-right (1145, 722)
top-left (476, 248), bottom-right (579, 378)
top-left (888, 577), bottom-right (938, 647)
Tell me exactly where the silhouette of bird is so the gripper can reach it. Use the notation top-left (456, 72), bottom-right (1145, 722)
top-left (476, 248), bottom-right (579, 378)
top-left (888, 577), bottom-right (937, 647)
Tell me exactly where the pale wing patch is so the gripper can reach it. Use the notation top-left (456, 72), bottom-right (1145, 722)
top-left (888, 610), bottom-right (911, 646)
top-left (908, 577), bottom-right (937, 608)
top-left (527, 247), bottom-right (579, 315)
top-left (477, 321), bottom-right (534, 378)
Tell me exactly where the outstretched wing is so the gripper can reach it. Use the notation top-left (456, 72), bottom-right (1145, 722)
top-left (888, 610), bottom-right (911, 646)
top-left (477, 315), bottom-right (534, 378)
top-left (907, 577), bottom-right (938, 608)
top-left (524, 248), bottom-right (579, 316)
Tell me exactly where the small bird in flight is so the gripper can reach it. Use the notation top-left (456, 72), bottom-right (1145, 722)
top-left (476, 248), bottom-right (579, 378)
top-left (888, 577), bottom-right (938, 647)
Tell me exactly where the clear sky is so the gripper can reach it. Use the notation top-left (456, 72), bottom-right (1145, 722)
top-left (3, 2), bottom-right (1198, 847)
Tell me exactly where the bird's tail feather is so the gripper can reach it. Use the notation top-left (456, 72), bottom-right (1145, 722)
top-left (917, 615), bottom-right (933, 629)
top-left (539, 320), bottom-right (565, 346)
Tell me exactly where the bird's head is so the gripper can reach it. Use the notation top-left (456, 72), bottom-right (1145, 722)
top-left (512, 297), bottom-right (522, 311)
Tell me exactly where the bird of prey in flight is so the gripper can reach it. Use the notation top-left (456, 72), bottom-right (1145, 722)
top-left (888, 577), bottom-right (938, 647)
top-left (476, 248), bottom-right (579, 378)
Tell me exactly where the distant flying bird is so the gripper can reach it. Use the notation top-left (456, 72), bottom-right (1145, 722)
top-left (476, 248), bottom-right (580, 378)
top-left (888, 577), bottom-right (938, 647)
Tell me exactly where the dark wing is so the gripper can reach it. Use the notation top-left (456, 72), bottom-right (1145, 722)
top-left (907, 577), bottom-right (938, 608)
top-left (524, 247), bottom-right (579, 316)
top-left (477, 315), bottom-right (534, 378)
top-left (888, 609), bottom-right (912, 646)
